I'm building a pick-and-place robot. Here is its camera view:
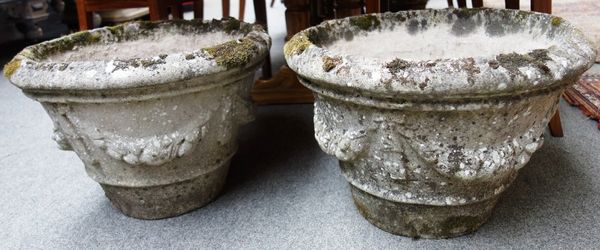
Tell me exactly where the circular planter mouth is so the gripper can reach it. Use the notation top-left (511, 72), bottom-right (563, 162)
top-left (285, 9), bottom-right (596, 238)
top-left (285, 8), bottom-right (596, 105)
top-left (5, 18), bottom-right (270, 219)
top-left (5, 18), bottom-right (271, 101)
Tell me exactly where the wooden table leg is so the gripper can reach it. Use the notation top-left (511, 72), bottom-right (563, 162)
top-left (251, 66), bottom-right (314, 105)
top-left (222, 0), bottom-right (230, 17)
top-left (147, 0), bottom-right (168, 20)
top-left (365, 0), bottom-right (380, 13)
top-left (549, 110), bottom-right (564, 137)
top-left (505, 0), bottom-right (519, 9)
top-left (193, 0), bottom-right (204, 19)
top-left (253, 0), bottom-right (272, 79)
top-left (531, 0), bottom-right (551, 13)
top-left (76, 0), bottom-right (93, 30)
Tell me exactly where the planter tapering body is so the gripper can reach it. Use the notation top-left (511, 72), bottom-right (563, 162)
top-left (5, 19), bottom-right (271, 219)
top-left (285, 9), bottom-right (596, 238)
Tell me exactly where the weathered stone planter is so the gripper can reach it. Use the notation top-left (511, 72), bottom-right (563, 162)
top-left (5, 19), bottom-right (270, 219)
top-left (285, 9), bottom-right (595, 238)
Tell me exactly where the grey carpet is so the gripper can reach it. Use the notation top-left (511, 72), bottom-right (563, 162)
top-left (1, 72), bottom-right (599, 248)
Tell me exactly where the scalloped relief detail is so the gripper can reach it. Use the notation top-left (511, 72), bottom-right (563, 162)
top-left (91, 119), bottom-right (209, 166)
top-left (94, 127), bottom-right (206, 166)
top-left (419, 129), bottom-right (544, 181)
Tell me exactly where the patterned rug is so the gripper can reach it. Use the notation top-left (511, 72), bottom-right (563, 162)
top-left (484, 0), bottom-right (600, 62)
top-left (564, 74), bottom-right (600, 129)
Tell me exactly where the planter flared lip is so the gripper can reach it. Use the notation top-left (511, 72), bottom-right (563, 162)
top-left (4, 18), bottom-right (271, 93)
top-left (284, 8), bottom-right (597, 102)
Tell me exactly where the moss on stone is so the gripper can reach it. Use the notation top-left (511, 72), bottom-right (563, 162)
top-left (551, 16), bottom-right (562, 26)
top-left (137, 21), bottom-right (161, 31)
top-left (350, 15), bottom-right (381, 30)
top-left (453, 8), bottom-right (480, 19)
top-left (322, 56), bottom-right (341, 72)
top-left (3, 58), bottom-right (21, 78)
top-left (204, 39), bottom-right (257, 69)
top-left (27, 31), bottom-right (103, 59)
top-left (107, 25), bottom-right (125, 36)
top-left (222, 18), bottom-right (241, 33)
top-left (284, 34), bottom-right (312, 58)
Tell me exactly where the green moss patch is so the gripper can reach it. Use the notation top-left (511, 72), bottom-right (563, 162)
top-left (551, 16), bottom-right (562, 26)
top-left (222, 18), bottom-right (241, 33)
top-left (3, 58), bottom-right (21, 78)
top-left (350, 15), bottom-right (381, 30)
top-left (27, 31), bottom-right (103, 59)
top-left (204, 39), bottom-right (258, 69)
top-left (284, 34), bottom-right (312, 58)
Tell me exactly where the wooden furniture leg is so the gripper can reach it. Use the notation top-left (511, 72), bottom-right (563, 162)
top-left (76, 0), bottom-right (93, 30)
top-left (549, 110), bottom-right (564, 137)
top-left (365, 0), bottom-right (380, 13)
top-left (531, 0), bottom-right (551, 14)
top-left (335, 0), bottom-right (362, 18)
top-left (505, 0), bottom-right (519, 9)
top-left (147, 0), bottom-right (163, 20)
top-left (251, 66), bottom-right (314, 104)
top-left (253, 0), bottom-right (272, 79)
top-left (239, 0), bottom-right (245, 21)
top-left (193, 0), bottom-right (204, 19)
top-left (222, 0), bottom-right (230, 17)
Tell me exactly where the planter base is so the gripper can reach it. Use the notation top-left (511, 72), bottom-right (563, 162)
top-left (350, 185), bottom-right (498, 239)
top-left (101, 163), bottom-right (230, 220)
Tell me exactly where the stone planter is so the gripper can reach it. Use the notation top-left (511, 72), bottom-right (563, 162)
top-left (4, 19), bottom-right (270, 219)
top-left (285, 9), bottom-right (595, 238)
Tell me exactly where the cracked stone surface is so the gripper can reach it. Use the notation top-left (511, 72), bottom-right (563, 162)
top-left (4, 18), bottom-right (271, 219)
top-left (285, 8), bottom-right (596, 238)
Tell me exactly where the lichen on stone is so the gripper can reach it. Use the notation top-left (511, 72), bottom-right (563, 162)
top-left (551, 16), bottom-right (562, 26)
top-left (284, 34), bottom-right (312, 58)
top-left (350, 15), bottom-right (381, 30)
top-left (322, 56), bottom-right (342, 72)
top-left (3, 58), bottom-right (21, 78)
top-left (28, 31), bottom-right (103, 59)
top-left (452, 8), bottom-right (480, 19)
top-left (185, 54), bottom-right (196, 60)
top-left (496, 49), bottom-right (552, 76)
top-left (386, 58), bottom-right (410, 73)
top-left (203, 38), bottom-right (257, 69)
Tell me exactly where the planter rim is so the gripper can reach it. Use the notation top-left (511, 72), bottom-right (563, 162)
top-left (284, 8), bottom-right (596, 101)
top-left (4, 18), bottom-right (271, 93)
